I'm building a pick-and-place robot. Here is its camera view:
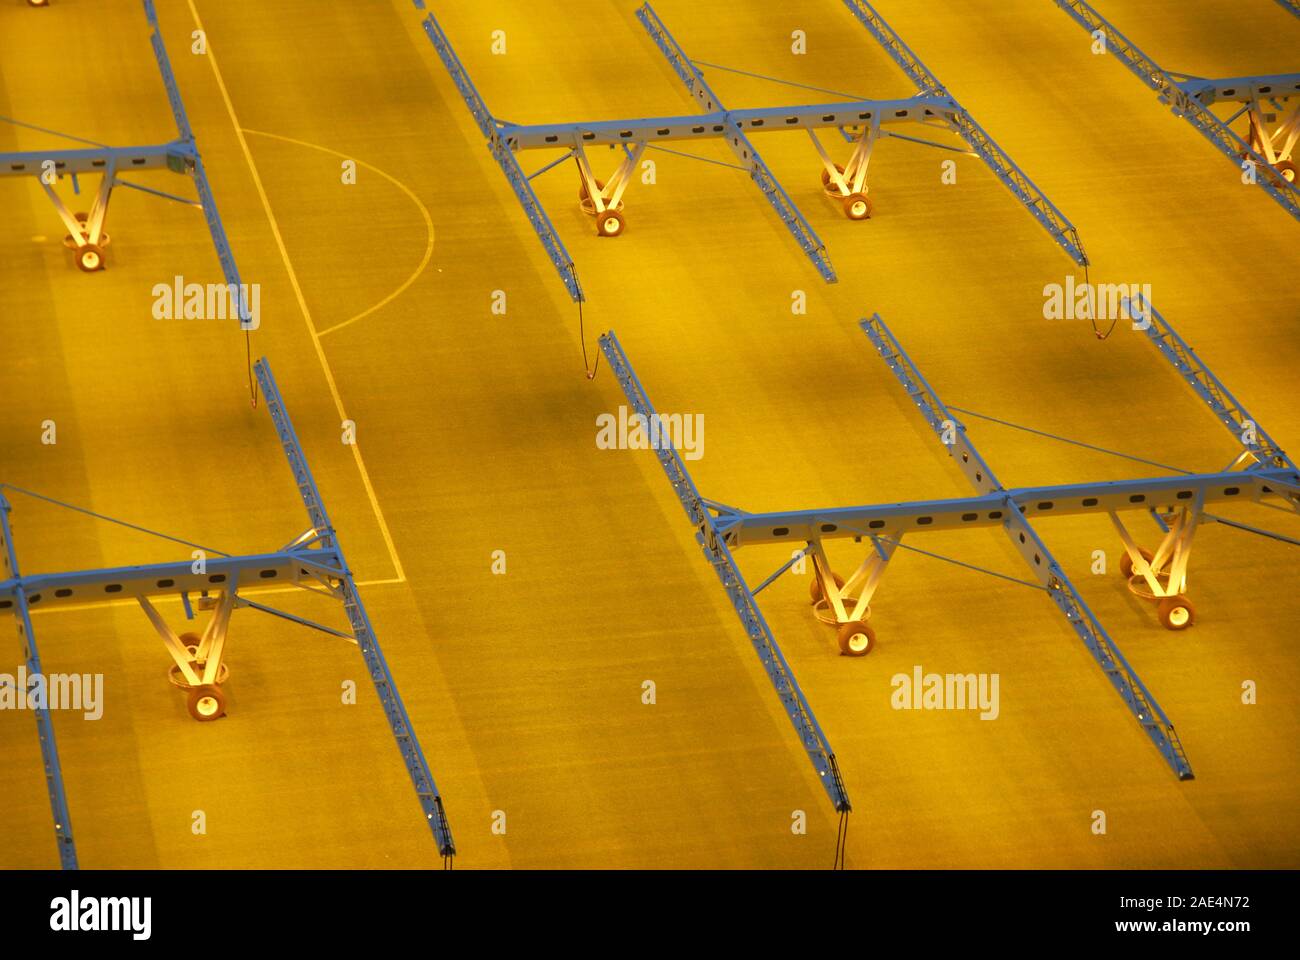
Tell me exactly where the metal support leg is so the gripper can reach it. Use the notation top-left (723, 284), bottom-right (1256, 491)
top-left (140, 590), bottom-right (233, 720)
top-left (40, 164), bottom-right (115, 272)
top-left (575, 142), bottom-right (646, 237)
top-left (1110, 493), bottom-right (1203, 631)
top-left (809, 115), bottom-right (879, 220)
top-left (1246, 101), bottom-right (1299, 184)
top-left (807, 531), bottom-right (898, 656)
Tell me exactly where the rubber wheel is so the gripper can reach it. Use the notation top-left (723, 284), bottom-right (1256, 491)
top-left (578, 177), bottom-right (607, 215)
top-left (578, 178), bottom-right (607, 202)
top-left (596, 208), bottom-right (624, 237)
top-left (76, 244), bottom-right (104, 272)
top-left (810, 571), bottom-right (846, 604)
top-left (1157, 595), bottom-right (1195, 631)
top-left (820, 163), bottom-right (846, 192)
top-left (187, 684), bottom-right (226, 721)
top-left (837, 620), bottom-right (876, 657)
top-left (1119, 547), bottom-right (1155, 579)
top-left (843, 192), bottom-right (872, 220)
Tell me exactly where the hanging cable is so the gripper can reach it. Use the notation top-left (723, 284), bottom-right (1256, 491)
top-left (833, 810), bottom-right (850, 869)
top-left (245, 327), bottom-right (259, 408)
top-left (570, 262), bottom-right (599, 380)
top-left (1082, 259), bottom-right (1118, 341)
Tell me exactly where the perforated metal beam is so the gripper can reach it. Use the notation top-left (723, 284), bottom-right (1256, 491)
top-left (599, 332), bottom-right (851, 813)
top-left (842, 0), bottom-right (1089, 264)
top-left (0, 550), bottom-right (345, 610)
top-left (1178, 73), bottom-right (1300, 105)
top-left (861, 314), bottom-right (1193, 780)
top-left (1053, 0), bottom-right (1300, 221)
top-left (727, 468), bottom-right (1298, 547)
top-left (636, 2), bottom-right (837, 282)
top-left (255, 359), bottom-right (457, 857)
top-left (502, 96), bottom-right (950, 150)
top-left (0, 494), bottom-right (77, 869)
top-left (0, 144), bottom-right (183, 177)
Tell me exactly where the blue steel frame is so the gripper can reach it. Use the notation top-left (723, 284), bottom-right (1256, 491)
top-left (413, 0), bottom-right (582, 301)
top-left (633, 3), bottom-right (835, 282)
top-left (601, 305), bottom-right (1300, 791)
top-left (599, 333), bottom-right (851, 812)
top-left (0, 0), bottom-right (253, 325)
top-left (1053, 0), bottom-right (1300, 222)
top-left (840, 0), bottom-right (1090, 265)
top-left (413, 0), bottom-right (1089, 302)
top-left (0, 360), bottom-right (456, 867)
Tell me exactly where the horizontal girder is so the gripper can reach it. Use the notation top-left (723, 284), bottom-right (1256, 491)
top-left (599, 330), bottom-right (851, 813)
top-left (725, 468), bottom-right (1299, 547)
top-left (0, 142), bottom-right (192, 178)
top-left (0, 549), bottom-right (344, 612)
top-left (501, 96), bottom-right (951, 150)
top-left (1178, 73), bottom-right (1300, 105)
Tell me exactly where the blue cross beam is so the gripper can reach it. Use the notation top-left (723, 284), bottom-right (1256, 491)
top-left (1054, 0), bottom-right (1299, 221)
top-left (0, 0), bottom-right (253, 329)
top-left (0, 360), bottom-right (456, 867)
top-left (599, 306), bottom-right (1298, 793)
top-left (413, 0), bottom-right (1088, 303)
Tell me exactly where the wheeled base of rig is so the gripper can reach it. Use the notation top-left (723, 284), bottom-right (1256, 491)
top-left (1113, 503), bottom-right (1201, 631)
top-left (574, 143), bottom-right (645, 237)
top-left (806, 533), bottom-right (899, 656)
top-left (140, 589), bottom-right (235, 721)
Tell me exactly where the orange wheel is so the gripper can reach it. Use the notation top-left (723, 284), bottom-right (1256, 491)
top-left (76, 244), bottom-right (104, 272)
top-left (1119, 547), bottom-right (1155, 579)
top-left (820, 163), bottom-right (846, 193)
top-left (1274, 159), bottom-right (1297, 185)
top-left (843, 192), bottom-right (872, 220)
top-left (596, 208), bottom-right (624, 237)
top-left (186, 684), bottom-right (226, 721)
top-left (810, 572), bottom-right (846, 604)
top-left (837, 620), bottom-right (876, 657)
top-left (1157, 596), bottom-right (1195, 631)
top-left (578, 178), bottom-right (607, 215)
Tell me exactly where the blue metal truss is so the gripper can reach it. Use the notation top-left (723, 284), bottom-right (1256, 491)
top-left (1276, 0), bottom-right (1300, 20)
top-left (0, 361), bottom-right (456, 866)
top-left (0, 1), bottom-right (253, 325)
top-left (1053, 0), bottom-right (1300, 221)
top-left (143, 0), bottom-right (253, 327)
top-left (413, 0), bottom-right (1089, 303)
top-left (861, 314), bottom-right (1195, 779)
top-left (599, 332), bottom-right (851, 813)
top-left (634, 2), bottom-right (836, 282)
top-left (841, 0), bottom-right (1089, 265)
top-left (412, 0), bottom-right (582, 301)
top-left (1130, 295), bottom-right (1298, 479)
top-left (255, 360), bottom-right (456, 857)
top-left (600, 299), bottom-right (1300, 785)
top-left (0, 494), bottom-right (78, 869)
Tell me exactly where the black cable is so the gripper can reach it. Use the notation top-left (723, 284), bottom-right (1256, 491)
top-left (571, 262), bottom-right (599, 380)
top-left (245, 327), bottom-right (259, 408)
top-left (1083, 258), bottom-right (1118, 341)
top-left (833, 810), bottom-right (849, 870)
